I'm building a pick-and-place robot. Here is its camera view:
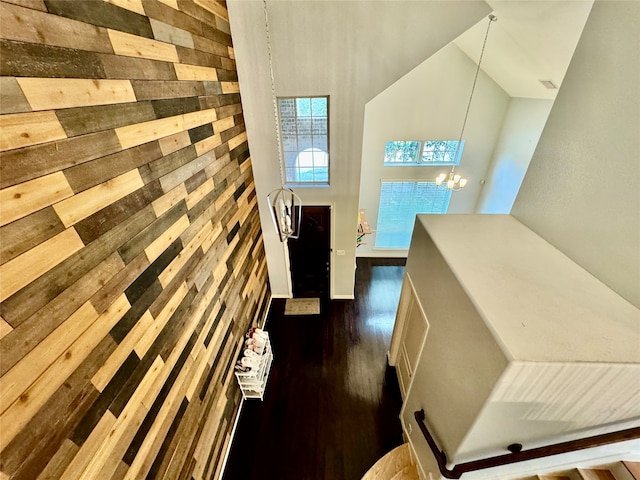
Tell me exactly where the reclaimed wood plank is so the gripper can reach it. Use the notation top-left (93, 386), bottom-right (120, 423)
top-left (107, 28), bottom-right (179, 63)
top-left (0, 130), bottom-right (122, 189)
top-left (0, 301), bottom-right (98, 414)
top-left (34, 438), bottom-right (79, 480)
top-left (16, 77), bottom-right (137, 111)
top-left (159, 151), bottom-right (212, 193)
top-left (0, 110), bottom-right (67, 151)
top-left (186, 178), bottom-right (214, 210)
top-left (0, 207), bottom-right (64, 265)
top-left (0, 201), bottom-right (154, 326)
top-left (0, 171), bottom-right (74, 227)
top-left (53, 170), bottom-right (145, 227)
top-left (151, 96), bottom-right (200, 119)
top-left (144, 214), bottom-right (190, 262)
top-left (174, 63), bottom-right (218, 81)
top-left (194, 132), bottom-right (221, 157)
top-left (150, 18), bottom-right (194, 48)
top-left (0, 227), bottom-right (85, 303)
top-left (78, 355), bottom-right (164, 480)
top-left (158, 131), bottom-right (191, 156)
top-left (44, 0), bottom-right (154, 39)
top-left (3, 0), bottom-right (46, 11)
top-left (131, 80), bottom-right (205, 101)
top-left (152, 183), bottom-right (188, 217)
top-left (0, 2), bottom-right (114, 54)
top-left (0, 39), bottom-right (106, 79)
top-left (0, 294), bottom-right (130, 450)
top-left (0, 77), bottom-right (31, 115)
top-left (91, 252), bottom-right (149, 315)
top-left (175, 45), bottom-right (221, 69)
top-left (99, 53), bottom-right (178, 81)
top-left (63, 142), bottom-right (162, 193)
top-left (72, 179), bottom-right (162, 243)
top-left (182, 107), bottom-right (217, 129)
top-left (221, 82), bottom-right (239, 94)
top-left (161, 221), bottom-right (212, 288)
top-left (139, 144), bottom-right (196, 185)
top-left (60, 410), bottom-right (117, 480)
top-left (55, 102), bottom-right (156, 138)
top-left (104, 0), bottom-right (146, 16)
top-left (143, 0), bottom-right (203, 36)
top-left (114, 115), bottom-right (184, 150)
top-left (193, 0), bottom-right (228, 20)
top-left (0, 253), bottom-right (124, 377)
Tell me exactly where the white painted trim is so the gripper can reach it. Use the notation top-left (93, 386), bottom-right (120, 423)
top-left (331, 294), bottom-right (355, 299)
top-left (270, 293), bottom-right (292, 299)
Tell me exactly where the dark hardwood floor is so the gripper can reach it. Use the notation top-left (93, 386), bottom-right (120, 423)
top-left (222, 258), bottom-right (406, 480)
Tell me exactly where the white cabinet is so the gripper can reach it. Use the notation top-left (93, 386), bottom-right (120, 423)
top-left (235, 333), bottom-right (273, 400)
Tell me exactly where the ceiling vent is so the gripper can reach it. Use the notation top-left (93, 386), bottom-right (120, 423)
top-left (539, 79), bottom-right (558, 89)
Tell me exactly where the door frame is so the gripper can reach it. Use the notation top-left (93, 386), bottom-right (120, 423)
top-left (284, 202), bottom-right (335, 299)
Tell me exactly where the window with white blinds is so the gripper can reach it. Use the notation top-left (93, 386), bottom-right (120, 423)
top-left (375, 181), bottom-right (451, 249)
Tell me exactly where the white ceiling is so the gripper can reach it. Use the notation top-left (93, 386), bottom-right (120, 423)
top-left (454, 0), bottom-right (594, 99)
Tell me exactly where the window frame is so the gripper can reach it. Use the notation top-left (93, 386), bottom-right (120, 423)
top-left (277, 95), bottom-right (330, 187)
top-left (383, 139), bottom-right (463, 167)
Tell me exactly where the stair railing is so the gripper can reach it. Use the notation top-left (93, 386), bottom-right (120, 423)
top-left (414, 409), bottom-right (640, 479)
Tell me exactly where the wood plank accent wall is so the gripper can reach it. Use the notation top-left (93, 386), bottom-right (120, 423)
top-left (0, 1), bottom-right (271, 479)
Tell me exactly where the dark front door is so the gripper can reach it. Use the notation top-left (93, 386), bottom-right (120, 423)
top-left (288, 206), bottom-right (330, 298)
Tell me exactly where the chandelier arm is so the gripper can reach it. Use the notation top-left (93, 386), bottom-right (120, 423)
top-left (263, 0), bottom-right (286, 188)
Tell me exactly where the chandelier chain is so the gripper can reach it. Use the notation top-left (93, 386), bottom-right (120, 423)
top-left (262, 0), bottom-right (285, 187)
top-left (452, 14), bottom-right (496, 174)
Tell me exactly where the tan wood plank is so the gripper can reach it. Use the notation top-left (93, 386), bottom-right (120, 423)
top-left (0, 294), bottom-right (130, 449)
top-left (228, 131), bottom-right (247, 151)
top-left (60, 410), bottom-right (117, 480)
top-left (144, 214), bottom-right (190, 263)
top-left (35, 439), bottom-right (79, 480)
top-left (193, 0), bottom-right (228, 20)
top-left (213, 183), bottom-right (235, 212)
top-left (114, 115), bottom-right (184, 150)
top-left (103, 0), bottom-right (145, 15)
top-left (2, 0), bottom-right (47, 11)
top-left (173, 63), bottom-right (218, 82)
top-left (134, 282), bottom-right (189, 358)
top-left (151, 183), bottom-right (187, 217)
top-left (108, 28), bottom-right (179, 63)
top-left (16, 78), bottom-right (136, 111)
top-left (0, 317), bottom-right (12, 341)
top-left (78, 355), bottom-right (164, 480)
top-left (53, 170), bottom-right (144, 228)
top-left (183, 108), bottom-right (217, 130)
top-left (212, 116), bottom-right (234, 134)
top-left (0, 110), bottom-right (67, 151)
top-left (194, 133), bottom-right (221, 157)
top-left (221, 81), bottom-right (239, 94)
top-left (0, 2), bottom-right (114, 54)
top-left (0, 227), bottom-right (84, 303)
top-left (186, 178), bottom-right (214, 210)
top-left (158, 131), bottom-right (191, 156)
top-left (0, 171), bottom-right (74, 226)
top-left (228, 46), bottom-right (235, 59)
top-left (0, 301), bottom-right (97, 413)
top-left (201, 221), bottom-right (223, 253)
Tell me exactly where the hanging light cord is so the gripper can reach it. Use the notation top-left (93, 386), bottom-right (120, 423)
top-left (452, 14), bottom-right (497, 174)
top-left (263, 0), bottom-right (286, 188)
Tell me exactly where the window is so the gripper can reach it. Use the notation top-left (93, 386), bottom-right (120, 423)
top-left (384, 140), bottom-right (463, 166)
top-left (278, 96), bottom-right (329, 185)
top-left (375, 181), bottom-right (451, 249)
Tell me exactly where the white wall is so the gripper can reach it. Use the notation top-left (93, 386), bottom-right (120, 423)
top-left (357, 43), bottom-right (510, 257)
top-left (512, 0), bottom-right (640, 308)
top-left (476, 97), bottom-right (553, 214)
top-left (227, 0), bottom-right (491, 297)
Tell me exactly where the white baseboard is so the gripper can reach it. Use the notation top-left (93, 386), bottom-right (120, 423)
top-left (218, 398), bottom-right (244, 479)
top-left (331, 294), bottom-right (355, 299)
top-left (270, 293), bottom-right (292, 299)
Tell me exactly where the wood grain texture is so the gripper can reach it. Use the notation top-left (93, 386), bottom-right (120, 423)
top-left (0, 2), bottom-right (269, 479)
top-left (17, 77), bottom-right (137, 111)
top-left (0, 171), bottom-right (74, 227)
top-left (0, 110), bottom-right (67, 151)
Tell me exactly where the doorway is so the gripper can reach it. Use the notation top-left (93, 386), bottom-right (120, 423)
top-left (288, 205), bottom-right (331, 298)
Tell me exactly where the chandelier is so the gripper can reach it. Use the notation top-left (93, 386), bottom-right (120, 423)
top-left (437, 14), bottom-right (497, 191)
top-left (263, 0), bottom-right (302, 241)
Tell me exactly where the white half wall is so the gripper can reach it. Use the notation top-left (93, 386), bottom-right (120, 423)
top-left (511, 0), bottom-right (640, 308)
